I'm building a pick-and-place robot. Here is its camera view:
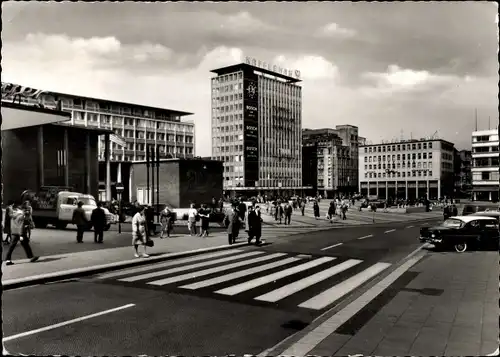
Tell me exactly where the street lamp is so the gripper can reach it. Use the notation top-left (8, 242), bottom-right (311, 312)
top-left (116, 182), bottom-right (124, 234)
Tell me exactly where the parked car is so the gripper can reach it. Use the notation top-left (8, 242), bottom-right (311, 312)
top-left (419, 216), bottom-right (499, 253)
top-left (462, 203), bottom-right (500, 216)
top-left (469, 211), bottom-right (500, 222)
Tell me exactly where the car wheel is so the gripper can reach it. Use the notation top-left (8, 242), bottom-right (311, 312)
top-left (454, 242), bottom-right (467, 253)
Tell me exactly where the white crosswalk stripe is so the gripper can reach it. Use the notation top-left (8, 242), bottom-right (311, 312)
top-left (119, 251), bottom-right (263, 282)
top-left (100, 249), bottom-right (392, 311)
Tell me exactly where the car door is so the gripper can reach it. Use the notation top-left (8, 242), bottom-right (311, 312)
top-left (481, 220), bottom-right (500, 250)
top-left (460, 220), bottom-right (481, 245)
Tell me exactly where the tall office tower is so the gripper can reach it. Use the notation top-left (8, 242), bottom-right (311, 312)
top-left (210, 59), bottom-right (302, 197)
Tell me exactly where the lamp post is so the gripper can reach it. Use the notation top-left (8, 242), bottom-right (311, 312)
top-left (116, 182), bottom-right (124, 234)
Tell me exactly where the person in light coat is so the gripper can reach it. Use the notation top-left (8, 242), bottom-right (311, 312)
top-left (224, 206), bottom-right (241, 245)
top-left (132, 205), bottom-right (149, 258)
top-left (5, 202), bottom-right (39, 266)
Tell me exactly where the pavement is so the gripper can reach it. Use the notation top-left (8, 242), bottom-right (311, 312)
top-left (260, 201), bottom-right (444, 228)
top-left (7, 217), bottom-right (492, 356)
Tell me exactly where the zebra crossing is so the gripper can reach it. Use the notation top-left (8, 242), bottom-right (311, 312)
top-left (96, 248), bottom-right (391, 312)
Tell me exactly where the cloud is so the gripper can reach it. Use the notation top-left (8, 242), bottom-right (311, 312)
top-left (273, 54), bottom-right (338, 80)
top-left (360, 64), bottom-right (465, 95)
top-left (315, 22), bottom-right (356, 38)
top-left (221, 11), bottom-right (273, 34)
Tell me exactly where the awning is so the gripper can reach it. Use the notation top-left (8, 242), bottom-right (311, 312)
top-left (1, 101), bottom-right (70, 131)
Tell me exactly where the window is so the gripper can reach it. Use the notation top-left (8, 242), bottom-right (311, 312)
top-left (429, 142), bottom-right (433, 149)
top-left (481, 172), bottom-right (490, 180)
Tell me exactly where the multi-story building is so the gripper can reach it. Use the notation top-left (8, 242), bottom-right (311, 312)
top-left (2, 82), bottom-right (195, 201)
top-left (302, 127), bottom-right (359, 198)
top-left (453, 149), bottom-right (473, 198)
top-left (471, 129), bottom-right (499, 201)
top-left (210, 61), bottom-right (302, 197)
top-left (359, 138), bottom-right (456, 200)
top-left (358, 136), bottom-right (367, 146)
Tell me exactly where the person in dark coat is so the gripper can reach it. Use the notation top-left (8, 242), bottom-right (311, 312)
top-left (72, 201), bottom-right (88, 243)
top-left (247, 206), bottom-right (263, 245)
top-left (91, 202), bottom-right (107, 243)
top-left (224, 206), bottom-right (241, 245)
top-left (328, 201), bottom-right (336, 221)
top-left (300, 200), bottom-right (306, 216)
top-left (443, 205), bottom-right (450, 220)
top-left (3, 200), bottom-right (15, 244)
top-left (451, 204), bottom-right (458, 217)
top-left (198, 204), bottom-right (210, 237)
top-left (313, 201), bottom-right (320, 219)
top-left (284, 203), bottom-right (293, 225)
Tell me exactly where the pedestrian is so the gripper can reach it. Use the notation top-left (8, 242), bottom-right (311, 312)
top-left (91, 201), bottom-right (106, 243)
top-left (72, 201), bottom-right (88, 243)
top-left (300, 200), bottom-right (306, 216)
top-left (247, 206), bottom-right (263, 245)
top-left (132, 205), bottom-right (150, 258)
top-left (451, 204), bottom-right (458, 217)
top-left (224, 205), bottom-right (240, 245)
top-left (278, 203), bottom-right (284, 224)
top-left (160, 205), bottom-right (174, 238)
top-left (341, 203), bottom-right (348, 220)
top-left (4, 202), bottom-right (39, 266)
top-left (284, 203), bottom-right (292, 225)
top-left (443, 204), bottom-right (450, 220)
top-left (198, 204), bottom-right (210, 237)
top-left (3, 200), bottom-right (15, 244)
top-left (313, 201), bottom-right (320, 220)
top-left (328, 202), bottom-right (335, 223)
top-left (187, 203), bottom-right (198, 236)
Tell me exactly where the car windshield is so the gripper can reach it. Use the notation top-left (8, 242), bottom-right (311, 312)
top-left (79, 197), bottom-right (97, 206)
top-left (442, 218), bottom-right (464, 228)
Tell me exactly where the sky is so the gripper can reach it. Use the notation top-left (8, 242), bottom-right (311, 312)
top-left (2, 2), bottom-right (498, 152)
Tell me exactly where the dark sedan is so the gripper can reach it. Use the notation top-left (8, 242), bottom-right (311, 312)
top-left (419, 216), bottom-right (499, 253)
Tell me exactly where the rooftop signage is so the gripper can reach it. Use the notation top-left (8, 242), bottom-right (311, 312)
top-left (245, 56), bottom-right (301, 80)
top-left (2, 82), bottom-right (45, 100)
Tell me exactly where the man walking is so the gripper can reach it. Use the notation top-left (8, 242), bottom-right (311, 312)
top-left (4, 202), bottom-right (39, 266)
top-left (284, 203), bottom-right (293, 225)
top-left (72, 201), bottom-right (88, 243)
top-left (247, 206), bottom-right (263, 245)
top-left (91, 201), bottom-right (106, 243)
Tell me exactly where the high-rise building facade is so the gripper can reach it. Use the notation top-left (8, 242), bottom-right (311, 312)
top-left (210, 61), bottom-right (302, 196)
top-left (471, 129), bottom-right (499, 201)
top-left (453, 149), bottom-right (473, 198)
top-left (2, 82), bottom-right (195, 201)
top-left (302, 127), bottom-right (359, 198)
top-left (359, 138), bottom-right (456, 200)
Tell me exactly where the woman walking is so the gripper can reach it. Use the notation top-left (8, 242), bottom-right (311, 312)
top-left (132, 206), bottom-right (149, 258)
top-left (160, 206), bottom-right (174, 239)
top-left (313, 201), bottom-right (320, 220)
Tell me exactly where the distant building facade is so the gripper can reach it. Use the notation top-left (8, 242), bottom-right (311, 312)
top-left (359, 138), bottom-right (456, 200)
top-left (210, 60), bottom-right (303, 197)
top-left (302, 126), bottom-right (360, 198)
top-left (471, 129), bottom-right (499, 202)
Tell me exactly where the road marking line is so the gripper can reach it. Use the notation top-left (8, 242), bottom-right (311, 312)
top-left (255, 259), bottom-right (362, 303)
top-left (98, 249), bottom-right (242, 280)
top-left (357, 235), bottom-right (373, 240)
top-left (2, 304), bottom-right (135, 342)
top-left (281, 254), bottom-right (423, 356)
top-left (406, 225), bottom-right (414, 228)
top-left (119, 251), bottom-right (263, 282)
top-left (216, 257), bottom-right (335, 296)
top-left (384, 229), bottom-right (396, 233)
top-left (148, 253), bottom-right (287, 286)
top-left (298, 262), bottom-right (391, 310)
top-left (320, 243), bottom-right (343, 251)
top-left (180, 256), bottom-right (301, 290)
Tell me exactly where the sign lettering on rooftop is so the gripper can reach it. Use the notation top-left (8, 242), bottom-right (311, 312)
top-left (1, 82), bottom-right (45, 100)
top-left (245, 57), bottom-right (301, 80)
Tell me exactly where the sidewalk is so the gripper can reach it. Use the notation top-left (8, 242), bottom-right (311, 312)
top-left (1, 232), bottom-right (235, 282)
top-left (300, 250), bottom-right (499, 356)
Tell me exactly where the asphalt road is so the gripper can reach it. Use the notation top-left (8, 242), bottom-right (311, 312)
top-left (3, 218), bottom-right (442, 356)
top-left (2, 223), bottom-right (226, 261)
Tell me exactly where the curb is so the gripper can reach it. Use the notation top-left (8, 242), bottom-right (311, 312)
top-left (2, 242), bottom-right (247, 291)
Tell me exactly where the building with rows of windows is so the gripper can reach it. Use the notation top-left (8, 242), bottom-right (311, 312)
top-left (210, 61), bottom-right (303, 197)
top-left (359, 138), bottom-right (456, 200)
top-left (2, 82), bottom-right (195, 201)
top-left (471, 128), bottom-right (499, 202)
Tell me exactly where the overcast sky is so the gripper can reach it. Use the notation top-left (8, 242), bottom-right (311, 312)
top-left (2, 1), bottom-right (498, 152)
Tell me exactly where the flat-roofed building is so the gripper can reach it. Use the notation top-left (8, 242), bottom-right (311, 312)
top-left (471, 129), bottom-right (499, 201)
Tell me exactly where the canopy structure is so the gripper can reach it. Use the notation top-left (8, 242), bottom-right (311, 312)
top-left (1, 102), bottom-right (71, 131)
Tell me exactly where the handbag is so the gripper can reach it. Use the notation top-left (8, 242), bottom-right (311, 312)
top-left (145, 239), bottom-right (154, 247)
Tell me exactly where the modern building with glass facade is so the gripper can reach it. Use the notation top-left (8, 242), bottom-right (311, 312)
top-left (210, 63), bottom-right (302, 197)
top-left (471, 128), bottom-right (499, 201)
top-left (359, 138), bottom-right (456, 200)
top-left (2, 82), bottom-right (195, 201)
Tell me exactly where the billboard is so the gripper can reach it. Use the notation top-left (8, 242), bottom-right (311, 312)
top-left (243, 72), bottom-right (259, 187)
